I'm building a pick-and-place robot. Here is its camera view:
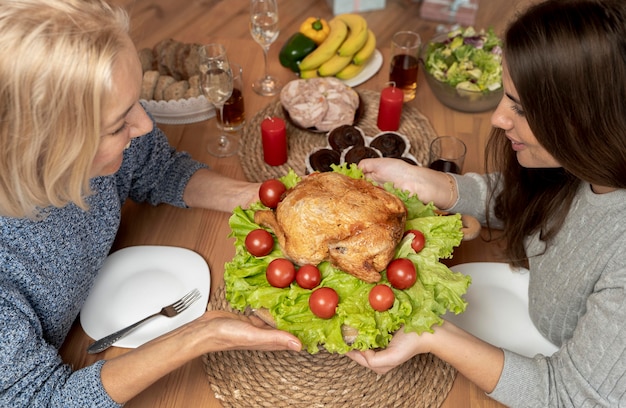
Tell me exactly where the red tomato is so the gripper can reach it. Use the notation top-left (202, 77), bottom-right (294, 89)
top-left (245, 229), bottom-right (274, 257)
top-left (386, 258), bottom-right (417, 290)
top-left (296, 264), bottom-right (321, 289)
top-left (259, 179), bottom-right (286, 209)
top-left (266, 258), bottom-right (296, 288)
top-left (309, 287), bottom-right (339, 319)
top-left (404, 229), bottom-right (426, 252)
top-left (368, 284), bottom-right (395, 311)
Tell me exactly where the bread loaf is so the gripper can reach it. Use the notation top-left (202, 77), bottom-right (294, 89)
top-left (138, 48), bottom-right (155, 72)
top-left (138, 39), bottom-right (205, 101)
top-left (153, 75), bottom-right (176, 101)
top-left (140, 70), bottom-right (160, 100)
top-left (163, 80), bottom-right (189, 100)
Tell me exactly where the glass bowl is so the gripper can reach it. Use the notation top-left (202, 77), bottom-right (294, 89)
top-left (422, 32), bottom-right (503, 113)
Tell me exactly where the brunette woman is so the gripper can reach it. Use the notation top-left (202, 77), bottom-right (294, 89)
top-left (350, 0), bottom-right (626, 406)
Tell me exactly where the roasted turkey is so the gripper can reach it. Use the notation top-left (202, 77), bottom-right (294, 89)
top-left (255, 172), bottom-right (407, 283)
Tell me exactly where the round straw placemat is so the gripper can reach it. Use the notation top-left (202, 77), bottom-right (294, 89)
top-left (239, 89), bottom-right (438, 182)
top-left (203, 284), bottom-right (457, 408)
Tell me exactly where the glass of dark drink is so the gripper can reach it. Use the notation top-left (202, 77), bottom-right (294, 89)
top-left (216, 63), bottom-right (245, 132)
top-left (428, 136), bottom-right (466, 174)
top-left (389, 31), bottom-right (421, 102)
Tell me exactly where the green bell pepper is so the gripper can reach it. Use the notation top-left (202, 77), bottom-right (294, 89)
top-left (279, 32), bottom-right (317, 73)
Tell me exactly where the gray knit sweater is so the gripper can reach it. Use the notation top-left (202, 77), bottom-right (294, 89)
top-left (450, 173), bottom-right (626, 407)
top-left (0, 116), bottom-right (205, 407)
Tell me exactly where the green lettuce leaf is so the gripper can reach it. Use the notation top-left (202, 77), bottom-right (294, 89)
top-left (224, 164), bottom-right (470, 354)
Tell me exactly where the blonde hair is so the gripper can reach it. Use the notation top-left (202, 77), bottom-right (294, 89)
top-left (0, 0), bottom-right (130, 218)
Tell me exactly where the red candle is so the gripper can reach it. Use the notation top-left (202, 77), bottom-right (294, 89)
top-left (377, 85), bottom-right (404, 131)
top-left (261, 117), bottom-right (288, 166)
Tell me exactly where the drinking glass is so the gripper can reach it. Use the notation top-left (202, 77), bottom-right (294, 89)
top-left (216, 63), bottom-right (245, 132)
top-left (428, 136), bottom-right (466, 174)
top-left (200, 43), bottom-right (238, 157)
top-left (389, 31), bottom-right (422, 102)
top-left (249, 0), bottom-right (280, 96)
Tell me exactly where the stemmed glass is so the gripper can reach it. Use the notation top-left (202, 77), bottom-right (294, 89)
top-left (200, 43), bottom-right (238, 157)
top-left (249, 0), bottom-right (280, 96)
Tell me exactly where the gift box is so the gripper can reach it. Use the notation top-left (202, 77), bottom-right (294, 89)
top-left (420, 0), bottom-right (479, 26)
top-left (326, 0), bottom-right (386, 15)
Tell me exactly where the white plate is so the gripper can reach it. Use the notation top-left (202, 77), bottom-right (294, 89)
top-left (80, 246), bottom-right (210, 349)
top-left (140, 95), bottom-right (216, 125)
top-left (342, 49), bottom-right (384, 87)
top-left (446, 262), bottom-right (559, 357)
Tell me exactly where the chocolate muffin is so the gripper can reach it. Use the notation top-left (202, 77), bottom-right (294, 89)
top-left (327, 125), bottom-right (365, 152)
top-left (369, 132), bottom-right (408, 158)
top-left (343, 146), bottom-right (381, 165)
top-left (307, 148), bottom-right (341, 173)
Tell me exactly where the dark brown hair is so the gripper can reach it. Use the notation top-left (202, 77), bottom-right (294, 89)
top-left (486, 0), bottom-right (626, 266)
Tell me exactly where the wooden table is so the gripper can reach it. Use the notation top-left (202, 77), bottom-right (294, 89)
top-left (59, 0), bottom-right (536, 406)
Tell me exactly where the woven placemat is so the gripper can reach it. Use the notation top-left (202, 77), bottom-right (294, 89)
top-left (239, 89), bottom-right (438, 182)
top-left (203, 284), bottom-right (457, 408)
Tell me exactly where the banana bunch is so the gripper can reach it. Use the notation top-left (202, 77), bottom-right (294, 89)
top-left (298, 14), bottom-right (377, 80)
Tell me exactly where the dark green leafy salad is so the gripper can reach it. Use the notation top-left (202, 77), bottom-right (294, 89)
top-left (224, 164), bottom-right (471, 354)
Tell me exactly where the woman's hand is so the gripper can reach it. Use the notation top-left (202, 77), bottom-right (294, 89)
top-left (197, 310), bottom-right (302, 352)
top-left (359, 158), bottom-right (421, 193)
top-left (358, 158), bottom-right (457, 209)
top-left (237, 181), bottom-right (262, 209)
top-left (346, 320), bottom-right (505, 393)
top-left (101, 309), bottom-right (301, 404)
top-left (346, 327), bottom-right (431, 374)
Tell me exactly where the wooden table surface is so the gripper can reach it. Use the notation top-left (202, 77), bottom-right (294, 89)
top-left (59, 0), bottom-right (536, 406)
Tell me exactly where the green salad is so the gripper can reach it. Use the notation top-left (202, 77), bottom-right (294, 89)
top-left (424, 26), bottom-right (503, 93)
top-left (224, 164), bottom-right (471, 354)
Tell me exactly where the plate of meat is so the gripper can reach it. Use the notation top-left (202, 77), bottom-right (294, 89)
top-left (280, 77), bottom-right (363, 133)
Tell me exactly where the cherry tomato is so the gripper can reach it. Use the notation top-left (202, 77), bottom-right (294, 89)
top-left (296, 264), bottom-right (321, 289)
top-left (386, 258), bottom-right (417, 290)
top-left (259, 179), bottom-right (286, 209)
top-left (309, 287), bottom-right (339, 319)
top-left (266, 258), bottom-right (296, 288)
top-left (245, 229), bottom-right (274, 257)
top-left (369, 284), bottom-right (395, 311)
top-left (404, 229), bottom-right (426, 252)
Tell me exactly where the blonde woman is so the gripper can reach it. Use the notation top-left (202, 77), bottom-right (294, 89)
top-left (0, 0), bottom-right (301, 406)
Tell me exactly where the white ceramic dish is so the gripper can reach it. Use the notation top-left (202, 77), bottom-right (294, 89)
top-left (342, 49), bottom-right (383, 87)
top-left (80, 246), bottom-right (210, 349)
top-left (141, 95), bottom-right (216, 125)
top-left (446, 262), bottom-right (559, 358)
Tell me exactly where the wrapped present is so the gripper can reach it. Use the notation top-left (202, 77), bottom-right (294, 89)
top-left (326, 0), bottom-right (386, 15)
top-left (420, 0), bottom-right (479, 26)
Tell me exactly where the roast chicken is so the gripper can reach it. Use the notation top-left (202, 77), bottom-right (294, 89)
top-left (254, 172), bottom-right (407, 283)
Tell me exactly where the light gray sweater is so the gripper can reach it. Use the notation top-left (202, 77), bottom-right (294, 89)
top-left (0, 115), bottom-right (205, 407)
top-left (450, 173), bottom-right (626, 407)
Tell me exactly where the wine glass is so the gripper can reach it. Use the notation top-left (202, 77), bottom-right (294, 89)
top-left (249, 0), bottom-right (280, 96)
top-left (200, 44), bottom-right (238, 157)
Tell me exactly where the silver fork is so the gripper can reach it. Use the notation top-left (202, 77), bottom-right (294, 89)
top-left (87, 288), bottom-right (202, 354)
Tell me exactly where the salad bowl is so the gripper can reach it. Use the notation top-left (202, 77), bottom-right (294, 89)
top-left (422, 28), bottom-right (503, 113)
